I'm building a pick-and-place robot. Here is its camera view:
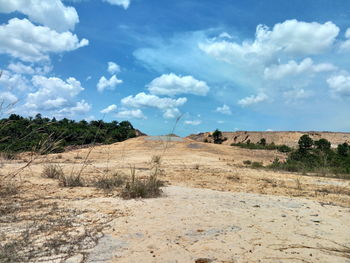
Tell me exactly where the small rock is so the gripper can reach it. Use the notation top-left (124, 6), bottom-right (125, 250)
top-left (65, 254), bottom-right (84, 263)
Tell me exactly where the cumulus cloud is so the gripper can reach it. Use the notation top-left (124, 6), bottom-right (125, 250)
top-left (97, 75), bottom-right (122, 92)
top-left (215, 104), bottom-right (232, 115)
top-left (0, 91), bottom-right (18, 104)
top-left (59, 100), bottom-right (91, 115)
top-left (115, 109), bottom-right (145, 119)
top-left (25, 75), bottom-right (87, 114)
top-left (339, 28), bottom-right (350, 52)
top-left (238, 93), bottom-right (268, 107)
top-left (100, 104), bottom-right (117, 114)
top-left (184, 120), bottom-right (201, 125)
top-left (7, 62), bottom-right (52, 75)
top-left (121, 92), bottom-right (187, 119)
top-left (0, 0), bottom-right (79, 32)
top-left (327, 74), bottom-right (350, 97)
top-left (107, 62), bottom-right (121, 74)
top-left (103, 0), bottom-right (131, 9)
top-left (200, 20), bottom-right (339, 65)
top-left (147, 73), bottom-right (210, 96)
top-left (0, 18), bottom-right (88, 62)
top-left (121, 92), bottom-right (187, 110)
top-left (264, 58), bottom-right (336, 80)
top-left (0, 70), bottom-right (30, 91)
top-left (163, 108), bottom-right (181, 119)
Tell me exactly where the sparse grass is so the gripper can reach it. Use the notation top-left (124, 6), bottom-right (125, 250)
top-left (121, 166), bottom-right (163, 199)
top-left (41, 164), bottom-right (63, 179)
top-left (59, 174), bottom-right (84, 187)
top-left (151, 155), bottom-right (162, 165)
top-left (227, 175), bottom-right (240, 181)
top-left (243, 160), bottom-right (252, 165)
top-left (94, 173), bottom-right (126, 190)
top-left (0, 178), bottom-right (18, 197)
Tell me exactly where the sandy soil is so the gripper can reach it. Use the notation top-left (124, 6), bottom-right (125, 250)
top-left (1, 136), bottom-right (350, 262)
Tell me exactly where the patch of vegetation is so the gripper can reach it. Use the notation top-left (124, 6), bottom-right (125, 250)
top-left (0, 114), bottom-right (137, 153)
top-left (268, 135), bottom-right (350, 178)
top-left (59, 174), bottom-right (85, 187)
top-left (42, 164), bottom-right (63, 179)
top-left (121, 167), bottom-right (163, 199)
top-left (231, 138), bottom-right (292, 153)
top-left (212, 129), bottom-right (227, 144)
top-left (94, 173), bottom-right (126, 190)
top-left (0, 178), bottom-right (18, 198)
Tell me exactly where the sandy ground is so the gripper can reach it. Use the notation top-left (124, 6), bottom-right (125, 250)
top-left (81, 186), bottom-right (350, 263)
top-left (1, 136), bottom-right (350, 262)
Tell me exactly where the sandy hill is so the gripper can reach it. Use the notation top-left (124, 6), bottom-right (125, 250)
top-left (1, 136), bottom-right (350, 262)
top-left (187, 131), bottom-right (350, 147)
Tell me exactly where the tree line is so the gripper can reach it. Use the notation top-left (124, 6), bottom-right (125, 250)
top-left (0, 114), bottom-right (137, 153)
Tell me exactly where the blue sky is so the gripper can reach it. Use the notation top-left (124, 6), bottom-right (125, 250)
top-left (0, 0), bottom-right (349, 136)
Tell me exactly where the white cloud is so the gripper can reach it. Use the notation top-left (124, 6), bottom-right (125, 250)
top-left (163, 108), bottom-right (181, 119)
top-left (121, 92), bottom-right (187, 119)
top-left (264, 58), bottom-right (336, 80)
top-left (339, 28), bottom-right (350, 52)
top-left (97, 75), bottom-right (122, 92)
top-left (100, 104), bottom-right (117, 114)
top-left (327, 74), bottom-right (350, 97)
top-left (25, 75), bottom-right (84, 111)
top-left (283, 88), bottom-right (312, 102)
top-left (0, 91), bottom-right (18, 104)
top-left (115, 109), bottom-right (145, 119)
top-left (238, 93), bottom-right (268, 107)
top-left (184, 120), bottom-right (201, 125)
top-left (7, 62), bottom-right (52, 75)
top-left (0, 70), bottom-right (30, 91)
top-left (7, 62), bottom-right (34, 75)
top-left (103, 0), bottom-right (131, 9)
top-left (59, 100), bottom-right (91, 115)
top-left (215, 104), bottom-right (232, 115)
top-left (121, 92), bottom-right (187, 110)
top-left (107, 62), bottom-right (121, 74)
top-left (0, 18), bottom-right (88, 62)
top-left (147, 73), bottom-right (210, 96)
top-left (200, 20), bottom-right (339, 65)
top-left (0, 0), bottom-right (79, 32)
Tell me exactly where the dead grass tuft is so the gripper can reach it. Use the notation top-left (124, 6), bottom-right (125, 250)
top-left (121, 166), bottom-right (163, 199)
top-left (94, 173), bottom-right (127, 190)
top-left (41, 164), bottom-right (63, 179)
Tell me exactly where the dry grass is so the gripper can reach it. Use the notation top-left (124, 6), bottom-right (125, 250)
top-left (94, 172), bottom-right (127, 190)
top-left (59, 173), bottom-right (85, 187)
top-left (41, 164), bottom-right (63, 179)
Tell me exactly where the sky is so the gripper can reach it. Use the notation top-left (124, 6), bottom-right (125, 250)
top-left (0, 0), bottom-right (349, 136)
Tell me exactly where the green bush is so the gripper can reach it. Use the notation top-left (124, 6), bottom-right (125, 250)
top-left (267, 136), bottom-right (350, 177)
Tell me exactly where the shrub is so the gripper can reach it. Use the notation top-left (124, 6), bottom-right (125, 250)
top-left (243, 160), bottom-right (252, 165)
top-left (94, 173), bottom-right (126, 190)
top-left (120, 167), bottom-right (163, 199)
top-left (259, 138), bottom-right (266, 146)
top-left (251, 161), bottom-right (263, 168)
top-left (0, 178), bottom-right (18, 197)
top-left (298, 134), bottom-right (313, 151)
top-left (212, 129), bottom-right (223, 144)
top-left (41, 164), bottom-right (63, 179)
top-left (59, 174), bottom-right (84, 187)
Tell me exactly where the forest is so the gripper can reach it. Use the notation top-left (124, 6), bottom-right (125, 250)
top-left (0, 114), bottom-right (137, 154)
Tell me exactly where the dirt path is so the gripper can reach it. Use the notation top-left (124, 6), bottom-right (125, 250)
top-left (81, 186), bottom-right (350, 263)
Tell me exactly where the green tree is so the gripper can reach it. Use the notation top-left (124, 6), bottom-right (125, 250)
top-left (212, 129), bottom-right (223, 144)
top-left (314, 138), bottom-right (331, 151)
top-left (337, 143), bottom-right (349, 156)
top-left (298, 135), bottom-right (313, 151)
top-left (259, 138), bottom-right (266, 146)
